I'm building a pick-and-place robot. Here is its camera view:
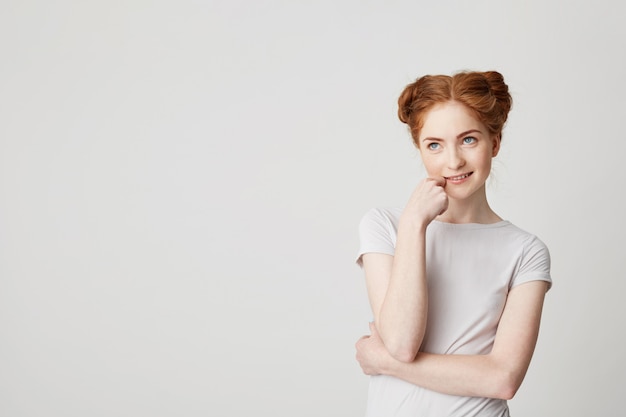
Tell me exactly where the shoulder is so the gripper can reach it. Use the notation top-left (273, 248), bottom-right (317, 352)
top-left (504, 223), bottom-right (551, 255)
top-left (356, 207), bottom-right (403, 265)
top-left (358, 207), bottom-right (403, 239)
top-left (504, 223), bottom-right (552, 289)
top-left (359, 207), bottom-right (402, 228)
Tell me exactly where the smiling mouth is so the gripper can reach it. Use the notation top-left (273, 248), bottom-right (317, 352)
top-left (445, 172), bottom-right (473, 181)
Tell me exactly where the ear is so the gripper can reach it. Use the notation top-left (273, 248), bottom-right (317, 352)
top-left (491, 134), bottom-right (501, 157)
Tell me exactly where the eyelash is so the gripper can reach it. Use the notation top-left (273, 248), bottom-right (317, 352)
top-left (463, 136), bottom-right (477, 144)
top-left (427, 137), bottom-right (476, 150)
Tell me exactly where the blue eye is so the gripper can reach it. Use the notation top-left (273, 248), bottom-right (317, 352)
top-left (427, 143), bottom-right (440, 150)
top-left (463, 136), bottom-right (477, 144)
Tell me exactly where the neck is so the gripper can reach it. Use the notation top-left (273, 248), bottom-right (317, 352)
top-left (436, 187), bottom-right (502, 224)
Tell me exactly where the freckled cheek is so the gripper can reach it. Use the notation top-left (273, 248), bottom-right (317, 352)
top-left (420, 157), bottom-right (445, 176)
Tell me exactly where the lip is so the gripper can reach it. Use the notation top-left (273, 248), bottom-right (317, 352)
top-left (444, 172), bottom-right (473, 183)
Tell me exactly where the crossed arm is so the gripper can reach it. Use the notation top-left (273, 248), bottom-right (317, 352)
top-left (356, 252), bottom-right (548, 400)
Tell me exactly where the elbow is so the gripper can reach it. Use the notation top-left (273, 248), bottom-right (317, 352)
top-left (493, 371), bottom-right (524, 400)
top-left (390, 350), bottom-right (417, 364)
top-left (376, 322), bottom-right (424, 363)
top-left (496, 385), bottom-right (517, 401)
top-left (387, 344), bottom-right (419, 363)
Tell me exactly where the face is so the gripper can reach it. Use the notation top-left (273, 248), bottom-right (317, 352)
top-left (417, 100), bottom-right (500, 202)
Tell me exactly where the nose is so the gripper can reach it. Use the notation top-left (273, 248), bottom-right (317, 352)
top-left (447, 147), bottom-right (466, 170)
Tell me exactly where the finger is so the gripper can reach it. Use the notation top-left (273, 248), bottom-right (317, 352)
top-left (428, 176), bottom-right (446, 187)
top-left (369, 321), bottom-right (377, 334)
top-left (369, 321), bottom-right (380, 337)
top-left (356, 335), bottom-right (370, 346)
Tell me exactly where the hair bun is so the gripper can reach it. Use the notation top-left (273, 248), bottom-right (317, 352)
top-left (482, 71), bottom-right (512, 116)
top-left (397, 80), bottom-right (421, 125)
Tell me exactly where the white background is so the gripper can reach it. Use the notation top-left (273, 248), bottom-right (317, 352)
top-left (1, 1), bottom-right (625, 416)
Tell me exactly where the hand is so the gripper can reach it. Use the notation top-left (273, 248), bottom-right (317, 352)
top-left (355, 322), bottom-right (392, 376)
top-left (402, 177), bottom-right (448, 226)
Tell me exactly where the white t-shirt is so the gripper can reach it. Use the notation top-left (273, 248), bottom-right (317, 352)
top-left (356, 207), bottom-right (552, 417)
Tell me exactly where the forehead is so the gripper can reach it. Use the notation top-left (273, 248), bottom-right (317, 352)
top-left (419, 101), bottom-right (486, 140)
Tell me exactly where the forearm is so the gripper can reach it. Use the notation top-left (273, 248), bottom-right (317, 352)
top-left (377, 218), bottom-right (429, 362)
top-left (364, 282), bottom-right (547, 400)
top-left (383, 352), bottom-right (519, 400)
top-left (358, 283), bottom-right (547, 401)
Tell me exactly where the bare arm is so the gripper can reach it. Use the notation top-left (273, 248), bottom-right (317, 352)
top-left (356, 280), bottom-right (549, 400)
top-left (362, 177), bottom-right (447, 363)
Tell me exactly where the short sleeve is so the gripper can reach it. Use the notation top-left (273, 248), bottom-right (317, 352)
top-left (355, 208), bottom-right (399, 267)
top-left (511, 235), bottom-right (552, 291)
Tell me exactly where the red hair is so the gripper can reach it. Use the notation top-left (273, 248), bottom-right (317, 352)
top-left (397, 71), bottom-right (512, 147)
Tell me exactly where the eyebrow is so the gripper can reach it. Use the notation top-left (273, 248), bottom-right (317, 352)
top-left (422, 129), bottom-right (483, 143)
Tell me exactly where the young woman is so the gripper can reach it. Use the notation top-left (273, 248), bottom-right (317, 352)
top-left (355, 71), bottom-right (552, 417)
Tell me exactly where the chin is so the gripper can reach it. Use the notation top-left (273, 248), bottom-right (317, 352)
top-left (446, 187), bottom-right (481, 201)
